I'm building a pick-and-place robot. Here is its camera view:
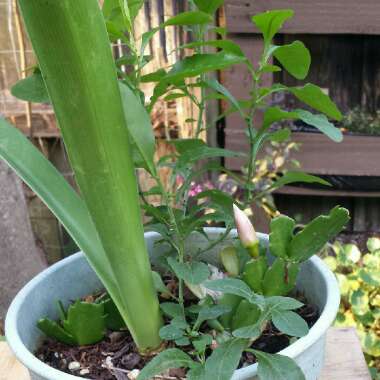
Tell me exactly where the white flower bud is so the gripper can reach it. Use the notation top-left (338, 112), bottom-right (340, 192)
top-left (233, 204), bottom-right (259, 258)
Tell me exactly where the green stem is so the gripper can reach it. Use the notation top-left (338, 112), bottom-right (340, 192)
top-left (18, 0), bottom-right (162, 351)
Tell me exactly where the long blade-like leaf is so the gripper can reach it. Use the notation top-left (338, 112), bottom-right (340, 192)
top-left (0, 117), bottom-right (124, 311)
top-left (17, 0), bottom-right (162, 350)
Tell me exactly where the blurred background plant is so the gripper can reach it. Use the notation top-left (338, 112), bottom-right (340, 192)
top-left (323, 237), bottom-right (380, 379)
top-left (341, 107), bottom-right (380, 136)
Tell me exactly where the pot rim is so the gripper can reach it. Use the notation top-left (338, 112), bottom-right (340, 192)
top-left (5, 229), bottom-right (340, 380)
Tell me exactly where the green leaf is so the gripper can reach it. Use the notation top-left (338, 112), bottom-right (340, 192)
top-left (272, 310), bottom-right (309, 337)
top-left (203, 338), bottom-right (247, 380)
top-left (220, 246), bottom-right (240, 276)
top-left (193, 334), bottom-right (213, 353)
top-left (242, 257), bottom-right (268, 293)
top-left (195, 305), bottom-right (232, 329)
top-left (194, 0), bottom-right (224, 14)
top-left (205, 78), bottom-right (245, 118)
top-left (159, 324), bottom-right (185, 341)
top-left (262, 258), bottom-right (299, 296)
top-left (164, 53), bottom-right (246, 83)
top-left (164, 11), bottom-right (212, 26)
top-left (141, 68), bottom-right (167, 83)
top-left (11, 70), bottom-right (50, 103)
top-left (0, 118), bottom-right (124, 321)
top-left (265, 296), bottom-right (304, 311)
top-left (177, 145), bottom-right (243, 170)
top-left (262, 107), bottom-right (298, 132)
top-left (103, 297), bottom-right (126, 331)
top-left (268, 128), bottom-right (291, 142)
top-left (253, 350), bottom-right (306, 380)
top-left (232, 317), bottom-right (267, 339)
top-left (178, 40), bottom-right (245, 58)
top-left (252, 10), bottom-right (294, 44)
top-left (37, 318), bottom-right (76, 346)
top-left (296, 109), bottom-right (343, 142)
top-left (289, 207), bottom-right (350, 261)
top-left (62, 301), bottom-right (105, 345)
top-left (160, 302), bottom-right (184, 319)
top-left (272, 41), bottom-right (311, 80)
top-left (367, 237), bottom-right (380, 253)
top-left (231, 300), bottom-right (261, 330)
top-left (152, 271), bottom-right (171, 296)
top-left (269, 171), bottom-right (331, 192)
top-left (167, 257), bottom-right (210, 285)
top-left (137, 349), bottom-right (194, 380)
top-left (119, 83), bottom-right (155, 173)
top-left (218, 294), bottom-right (243, 328)
top-left (169, 138), bottom-right (206, 153)
top-left (204, 278), bottom-right (264, 307)
top-left (290, 84), bottom-right (342, 120)
top-left (269, 215), bottom-right (295, 259)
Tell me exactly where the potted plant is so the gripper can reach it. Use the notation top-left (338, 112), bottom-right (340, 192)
top-left (2, 1), bottom-right (348, 379)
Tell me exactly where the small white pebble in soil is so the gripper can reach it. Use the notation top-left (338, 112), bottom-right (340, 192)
top-left (128, 369), bottom-right (140, 380)
top-left (105, 356), bottom-right (113, 368)
top-left (68, 361), bottom-right (81, 371)
top-left (79, 368), bottom-right (90, 376)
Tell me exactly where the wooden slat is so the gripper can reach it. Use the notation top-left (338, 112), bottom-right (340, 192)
top-left (320, 328), bottom-right (371, 380)
top-left (225, 0), bottom-right (380, 35)
top-left (275, 186), bottom-right (380, 198)
top-left (226, 132), bottom-right (380, 176)
top-left (0, 342), bottom-right (29, 380)
top-left (0, 328), bottom-right (371, 379)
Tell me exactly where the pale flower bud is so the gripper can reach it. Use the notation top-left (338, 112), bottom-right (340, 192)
top-left (233, 204), bottom-right (259, 258)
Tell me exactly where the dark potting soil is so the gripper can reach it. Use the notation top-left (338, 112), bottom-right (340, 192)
top-left (35, 293), bottom-right (318, 380)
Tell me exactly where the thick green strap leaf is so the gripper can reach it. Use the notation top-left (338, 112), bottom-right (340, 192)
top-left (272, 41), bottom-right (311, 80)
top-left (0, 118), bottom-right (120, 299)
top-left (271, 310), bottom-right (309, 337)
top-left (290, 84), bottom-right (342, 120)
top-left (62, 301), bottom-right (105, 345)
top-left (289, 206), bottom-right (350, 262)
top-left (253, 350), bottom-right (306, 380)
top-left (252, 10), bottom-right (294, 44)
top-left (137, 349), bottom-right (194, 380)
top-left (269, 215), bottom-right (295, 259)
top-left (204, 338), bottom-right (247, 380)
top-left (11, 71), bottom-right (50, 104)
top-left (119, 83), bottom-right (155, 174)
top-left (296, 109), bottom-right (343, 142)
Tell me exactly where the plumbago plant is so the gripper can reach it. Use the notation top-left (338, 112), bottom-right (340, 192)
top-left (0, 1), bottom-right (350, 379)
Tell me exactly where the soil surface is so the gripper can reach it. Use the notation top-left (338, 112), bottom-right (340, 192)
top-left (36, 293), bottom-right (318, 380)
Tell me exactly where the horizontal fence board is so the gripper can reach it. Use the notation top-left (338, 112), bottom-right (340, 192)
top-left (226, 132), bottom-right (380, 176)
top-left (225, 0), bottom-right (380, 35)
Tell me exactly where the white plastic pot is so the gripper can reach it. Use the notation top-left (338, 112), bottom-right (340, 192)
top-left (6, 228), bottom-right (340, 380)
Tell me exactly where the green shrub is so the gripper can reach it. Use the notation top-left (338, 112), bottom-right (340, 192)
top-left (324, 238), bottom-right (380, 378)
